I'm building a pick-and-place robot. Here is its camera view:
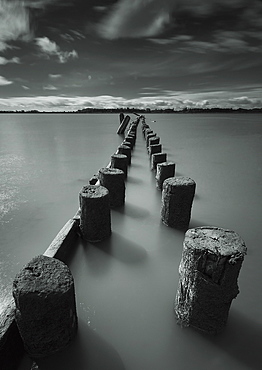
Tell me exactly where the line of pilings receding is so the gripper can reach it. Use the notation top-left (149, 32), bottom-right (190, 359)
top-left (141, 116), bottom-right (246, 335)
top-left (1, 113), bottom-right (141, 370)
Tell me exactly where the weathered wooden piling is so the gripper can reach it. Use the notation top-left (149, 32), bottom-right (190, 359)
top-left (12, 255), bottom-right (78, 358)
top-left (146, 133), bottom-right (157, 147)
top-left (144, 128), bottom-right (153, 139)
top-left (122, 140), bottom-right (132, 149)
top-left (161, 176), bottom-right (196, 229)
top-left (156, 161), bottom-right (176, 190)
top-left (98, 167), bottom-right (125, 208)
top-left (79, 185), bottom-right (111, 242)
top-left (174, 226), bottom-right (247, 334)
top-left (125, 135), bottom-right (135, 149)
top-left (149, 143), bottom-right (162, 158)
top-left (151, 152), bottom-right (167, 170)
top-left (148, 136), bottom-right (160, 148)
top-left (117, 115), bottom-right (130, 135)
top-left (117, 144), bottom-right (131, 165)
top-left (119, 112), bottom-right (124, 124)
top-left (111, 153), bottom-right (128, 178)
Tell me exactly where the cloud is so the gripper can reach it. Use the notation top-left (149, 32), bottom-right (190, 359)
top-left (0, 75), bottom-right (13, 86)
top-left (35, 36), bottom-right (78, 63)
top-left (43, 84), bottom-right (58, 90)
top-left (97, 0), bottom-right (173, 39)
top-left (0, 0), bottom-right (64, 50)
top-left (1, 85), bottom-right (261, 111)
top-left (49, 74), bottom-right (62, 79)
top-left (228, 96), bottom-right (262, 107)
top-left (97, 0), bottom-right (262, 40)
top-left (0, 0), bottom-right (31, 49)
top-left (0, 56), bottom-right (20, 65)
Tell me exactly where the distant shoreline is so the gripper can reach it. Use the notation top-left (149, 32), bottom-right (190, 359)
top-left (0, 108), bottom-right (261, 114)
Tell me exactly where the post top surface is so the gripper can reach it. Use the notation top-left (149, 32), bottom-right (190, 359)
top-left (80, 184), bottom-right (109, 198)
top-left (99, 167), bottom-right (124, 176)
top-left (184, 226), bottom-right (247, 256)
top-left (111, 153), bottom-right (127, 159)
top-left (164, 176), bottom-right (195, 187)
top-left (13, 255), bottom-right (73, 295)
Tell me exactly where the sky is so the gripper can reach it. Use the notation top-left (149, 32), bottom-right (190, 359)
top-left (0, 0), bottom-right (262, 111)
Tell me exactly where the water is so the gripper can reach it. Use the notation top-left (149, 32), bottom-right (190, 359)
top-left (1, 113), bottom-right (262, 369)
top-left (0, 114), bottom-right (123, 313)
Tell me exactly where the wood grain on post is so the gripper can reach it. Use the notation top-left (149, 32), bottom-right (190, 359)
top-left (79, 185), bottom-right (111, 242)
top-left (175, 227), bottom-right (247, 334)
top-left (161, 176), bottom-right (195, 229)
top-left (13, 255), bottom-right (78, 358)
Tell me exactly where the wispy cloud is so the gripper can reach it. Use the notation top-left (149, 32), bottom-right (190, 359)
top-left (35, 36), bottom-right (78, 63)
top-left (0, 56), bottom-right (20, 65)
top-left (0, 0), bottom-right (31, 49)
top-left (43, 84), bottom-right (58, 90)
top-left (49, 74), bottom-right (62, 79)
top-left (97, 0), bottom-right (173, 39)
top-left (97, 0), bottom-right (260, 40)
top-left (0, 75), bottom-right (13, 86)
top-left (0, 0), bottom-right (63, 50)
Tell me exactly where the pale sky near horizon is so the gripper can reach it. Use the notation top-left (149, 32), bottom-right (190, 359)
top-left (0, 0), bottom-right (262, 111)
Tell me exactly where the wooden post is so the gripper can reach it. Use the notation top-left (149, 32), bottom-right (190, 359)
top-left (98, 167), bottom-right (125, 208)
top-left (161, 176), bottom-right (196, 229)
top-left (116, 115), bottom-right (130, 134)
top-left (119, 112), bottom-right (124, 124)
top-left (124, 135), bottom-right (135, 149)
top-left (151, 152), bottom-right (167, 171)
top-left (148, 136), bottom-right (160, 149)
top-left (111, 153), bottom-right (128, 178)
top-left (12, 255), bottom-right (78, 358)
top-left (79, 185), bottom-right (111, 242)
top-left (155, 161), bottom-right (176, 190)
top-left (149, 143), bottom-right (162, 158)
top-left (117, 144), bottom-right (131, 165)
top-left (174, 226), bottom-right (247, 334)
top-left (146, 133), bottom-right (157, 147)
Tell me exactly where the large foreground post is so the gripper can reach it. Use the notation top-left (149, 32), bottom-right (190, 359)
top-left (174, 227), bottom-right (247, 334)
top-left (12, 255), bottom-right (78, 358)
top-left (79, 185), bottom-right (111, 242)
top-left (161, 176), bottom-right (196, 229)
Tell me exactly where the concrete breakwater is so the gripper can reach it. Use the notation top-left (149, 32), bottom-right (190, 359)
top-left (0, 113), bottom-right (247, 369)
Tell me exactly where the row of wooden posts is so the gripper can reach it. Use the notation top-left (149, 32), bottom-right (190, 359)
top-left (8, 113), bottom-right (247, 366)
top-left (141, 118), bottom-right (247, 335)
top-left (10, 115), bottom-right (142, 362)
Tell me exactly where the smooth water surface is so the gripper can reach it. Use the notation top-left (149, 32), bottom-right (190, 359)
top-left (0, 114), bottom-right (123, 313)
top-left (1, 113), bottom-right (261, 370)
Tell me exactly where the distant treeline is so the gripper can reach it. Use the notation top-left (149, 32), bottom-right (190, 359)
top-left (0, 107), bottom-right (261, 114)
